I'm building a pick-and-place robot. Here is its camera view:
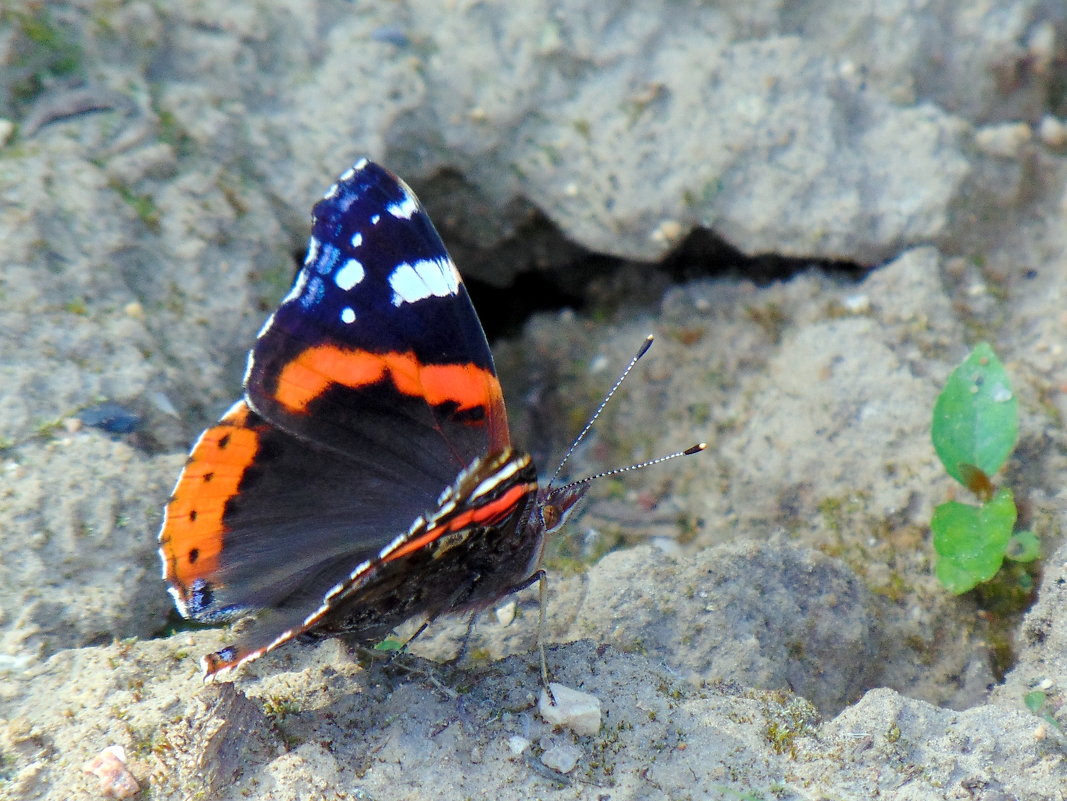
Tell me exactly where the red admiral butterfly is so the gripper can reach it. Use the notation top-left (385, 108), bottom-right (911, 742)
top-left (159, 160), bottom-right (700, 679)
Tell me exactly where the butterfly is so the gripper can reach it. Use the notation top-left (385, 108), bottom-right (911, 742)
top-left (158, 160), bottom-right (592, 678)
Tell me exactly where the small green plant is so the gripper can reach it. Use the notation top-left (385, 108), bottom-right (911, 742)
top-left (930, 343), bottom-right (1040, 594)
top-left (1024, 690), bottom-right (1064, 734)
top-left (262, 695), bottom-right (300, 723)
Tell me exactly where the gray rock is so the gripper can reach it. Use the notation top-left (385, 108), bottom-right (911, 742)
top-left (2, 1), bottom-right (1067, 798)
top-left (568, 542), bottom-right (882, 716)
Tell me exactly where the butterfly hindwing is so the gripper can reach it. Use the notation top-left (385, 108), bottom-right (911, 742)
top-left (159, 401), bottom-right (440, 610)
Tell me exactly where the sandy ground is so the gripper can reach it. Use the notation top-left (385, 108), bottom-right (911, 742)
top-left (1, 2), bottom-right (1065, 799)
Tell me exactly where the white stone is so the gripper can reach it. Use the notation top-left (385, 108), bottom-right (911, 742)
top-left (541, 742), bottom-right (582, 774)
top-left (1028, 21), bottom-right (1056, 74)
top-left (539, 683), bottom-right (601, 736)
top-left (650, 219), bottom-right (683, 246)
top-left (974, 122), bottom-right (1032, 159)
top-left (842, 293), bottom-right (870, 314)
top-left (1038, 116), bottom-right (1067, 149)
top-left (495, 600), bottom-right (517, 627)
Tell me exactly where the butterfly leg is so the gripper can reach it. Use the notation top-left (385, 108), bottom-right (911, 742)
top-left (450, 610), bottom-right (482, 666)
top-left (494, 569), bottom-right (555, 701)
top-left (387, 574), bottom-right (483, 663)
top-left (533, 569), bottom-right (555, 703)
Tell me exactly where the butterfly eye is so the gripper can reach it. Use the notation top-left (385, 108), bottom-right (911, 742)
top-left (541, 504), bottom-right (562, 531)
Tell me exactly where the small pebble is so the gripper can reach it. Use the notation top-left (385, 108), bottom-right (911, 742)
top-left (650, 219), bottom-right (684, 246)
top-left (541, 742), bottom-right (583, 774)
top-left (842, 293), bottom-right (871, 314)
top-left (82, 745), bottom-right (139, 798)
top-left (1028, 21), bottom-right (1056, 74)
top-left (495, 600), bottom-right (516, 627)
top-left (507, 735), bottom-right (530, 755)
top-left (651, 536), bottom-right (683, 557)
top-left (974, 122), bottom-right (1032, 159)
top-left (1038, 115), bottom-right (1067, 149)
top-left (539, 683), bottom-right (602, 736)
top-left (0, 119), bottom-right (14, 147)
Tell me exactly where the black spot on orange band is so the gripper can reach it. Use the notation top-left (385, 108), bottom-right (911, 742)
top-left (159, 402), bottom-right (262, 597)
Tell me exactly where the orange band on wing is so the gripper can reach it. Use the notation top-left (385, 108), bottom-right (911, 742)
top-left (272, 346), bottom-right (509, 450)
top-left (274, 346), bottom-right (499, 414)
top-left (160, 403), bottom-right (261, 590)
top-left (384, 481), bottom-right (535, 562)
top-left (274, 347), bottom-right (389, 409)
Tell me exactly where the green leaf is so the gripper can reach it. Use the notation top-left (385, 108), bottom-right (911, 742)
top-left (1005, 530), bottom-right (1041, 562)
top-left (1024, 690), bottom-right (1046, 715)
top-left (1020, 691), bottom-right (1045, 712)
top-left (373, 637), bottom-right (405, 652)
top-left (1023, 689), bottom-right (1065, 733)
top-left (931, 343), bottom-right (1017, 489)
top-left (932, 488), bottom-right (1016, 594)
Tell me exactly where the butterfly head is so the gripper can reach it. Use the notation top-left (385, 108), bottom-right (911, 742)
top-left (532, 482), bottom-right (589, 535)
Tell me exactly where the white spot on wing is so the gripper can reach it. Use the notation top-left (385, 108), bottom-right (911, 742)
top-left (304, 237), bottom-right (321, 265)
top-left (341, 307), bottom-right (356, 324)
top-left (417, 257), bottom-right (458, 296)
top-left (388, 257), bottom-right (460, 306)
top-left (350, 232), bottom-right (363, 249)
top-left (334, 258), bottom-right (365, 291)
top-left (387, 191), bottom-right (419, 219)
top-left (389, 263), bottom-right (422, 304)
top-left (371, 214), bottom-right (380, 225)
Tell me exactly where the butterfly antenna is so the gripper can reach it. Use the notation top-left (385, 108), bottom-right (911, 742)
top-left (548, 334), bottom-right (655, 488)
top-left (553, 442), bottom-right (707, 494)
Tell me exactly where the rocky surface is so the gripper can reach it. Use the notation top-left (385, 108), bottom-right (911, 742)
top-left (1, 2), bottom-right (1065, 799)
